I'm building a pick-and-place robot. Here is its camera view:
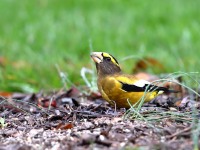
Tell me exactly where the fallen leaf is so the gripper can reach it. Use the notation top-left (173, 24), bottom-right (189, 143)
top-left (56, 87), bottom-right (80, 100)
top-left (56, 123), bottom-right (73, 130)
top-left (0, 57), bottom-right (7, 67)
top-left (133, 57), bottom-right (165, 73)
top-left (37, 98), bottom-right (57, 108)
top-left (88, 91), bottom-right (102, 100)
top-left (0, 92), bottom-right (13, 98)
top-left (66, 87), bottom-right (80, 97)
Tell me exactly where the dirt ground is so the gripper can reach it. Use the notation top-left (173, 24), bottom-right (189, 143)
top-left (0, 87), bottom-right (199, 150)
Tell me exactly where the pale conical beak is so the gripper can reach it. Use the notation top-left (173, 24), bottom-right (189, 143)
top-left (90, 52), bottom-right (103, 64)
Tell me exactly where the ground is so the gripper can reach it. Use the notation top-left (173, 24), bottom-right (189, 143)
top-left (1, 1), bottom-right (200, 149)
top-left (0, 87), bottom-right (199, 150)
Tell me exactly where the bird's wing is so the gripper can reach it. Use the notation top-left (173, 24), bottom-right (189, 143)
top-left (101, 75), bottom-right (175, 94)
top-left (100, 75), bottom-right (147, 92)
top-left (114, 75), bottom-right (153, 92)
top-left (113, 75), bottom-right (172, 93)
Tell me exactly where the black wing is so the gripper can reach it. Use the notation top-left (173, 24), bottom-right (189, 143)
top-left (118, 81), bottom-right (177, 93)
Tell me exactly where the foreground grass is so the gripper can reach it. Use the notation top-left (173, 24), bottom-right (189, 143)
top-left (0, 0), bottom-right (200, 92)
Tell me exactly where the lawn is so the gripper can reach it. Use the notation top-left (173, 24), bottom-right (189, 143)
top-left (0, 1), bottom-right (200, 149)
top-left (0, 0), bottom-right (200, 92)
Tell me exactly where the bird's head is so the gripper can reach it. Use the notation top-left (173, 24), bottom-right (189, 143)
top-left (90, 52), bottom-right (121, 76)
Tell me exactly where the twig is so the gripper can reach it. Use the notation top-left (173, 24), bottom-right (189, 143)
top-left (166, 126), bottom-right (192, 139)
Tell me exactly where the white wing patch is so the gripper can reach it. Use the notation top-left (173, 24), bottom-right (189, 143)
top-left (133, 80), bottom-right (150, 87)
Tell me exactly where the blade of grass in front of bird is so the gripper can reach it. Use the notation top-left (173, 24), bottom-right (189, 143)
top-left (127, 72), bottom-right (200, 123)
top-left (89, 39), bottom-right (97, 87)
top-left (125, 99), bottom-right (164, 130)
top-left (152, 78), bottom-right (200, 97)
top-left (125, 99), bottom-right (145, 119)
top-left (191, 74), bottom-right (200, 150)
top-left (55, 64), bottom-right (78, 90)
top-left (143, 111), bottom-right (194, 123)
top-left (192, 118), bottom-right (200, 150)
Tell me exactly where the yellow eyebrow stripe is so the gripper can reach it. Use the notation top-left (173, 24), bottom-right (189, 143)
top-left (102, 52), bottom-right (119, 67)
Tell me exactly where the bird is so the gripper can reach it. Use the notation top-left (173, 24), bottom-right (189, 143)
top-left (90, 52), bottom-right (177, 108)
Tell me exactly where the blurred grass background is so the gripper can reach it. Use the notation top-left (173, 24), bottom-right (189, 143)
top-left (0, 0), bottom-right (199, 92)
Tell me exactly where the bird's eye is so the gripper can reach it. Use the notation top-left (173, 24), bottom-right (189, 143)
top-left (105, 57), bottom-right (111, 61)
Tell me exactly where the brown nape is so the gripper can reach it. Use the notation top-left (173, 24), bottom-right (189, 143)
top-left (96, 60), bottom-right (121, 76)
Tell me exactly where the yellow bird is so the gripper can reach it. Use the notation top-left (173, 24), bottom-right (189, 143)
top-left (90, 52), bottom-right (177, 108)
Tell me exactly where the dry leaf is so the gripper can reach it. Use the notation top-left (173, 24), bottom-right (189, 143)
top-left (0, 92), bottom-right (13, 98)
top-left (0, 57), bottom-right (7, 67)
top-left (56, 123), bottom-right (73, 130)
top-left (133, 57), bottom-right (164, 73)
top-left (37, 98), bottom-right (57, 108)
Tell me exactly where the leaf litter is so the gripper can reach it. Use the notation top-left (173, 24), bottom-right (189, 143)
top-left (0, 84), bottom-right (199, 150)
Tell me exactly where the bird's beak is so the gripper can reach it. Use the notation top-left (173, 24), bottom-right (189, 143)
top-left (90, 52), bottom-right (103, 64)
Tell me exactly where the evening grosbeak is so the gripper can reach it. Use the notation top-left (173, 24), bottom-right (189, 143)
top-left (90, 52), bottom-right (177, 108)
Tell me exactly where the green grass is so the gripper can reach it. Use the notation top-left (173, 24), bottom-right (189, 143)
top-left (0, 0), bottom-right (200, 92)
